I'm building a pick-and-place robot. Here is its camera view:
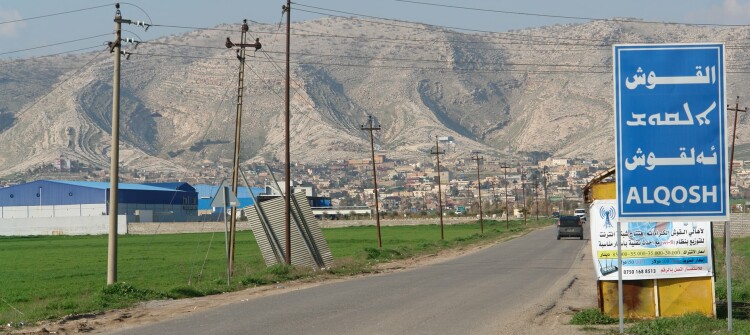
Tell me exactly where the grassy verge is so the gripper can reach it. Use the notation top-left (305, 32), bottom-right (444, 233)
top-left (571, 236), bottom-right (750, 334)
top-left (0, 218), bottom-right (551, 328)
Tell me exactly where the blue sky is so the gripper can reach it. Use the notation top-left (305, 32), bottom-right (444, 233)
top-left (1, 0), bottom-right (750, 58)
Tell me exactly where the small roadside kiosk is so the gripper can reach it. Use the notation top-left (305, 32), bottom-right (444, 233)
top-left (583, 168), bottom-right (715, 318)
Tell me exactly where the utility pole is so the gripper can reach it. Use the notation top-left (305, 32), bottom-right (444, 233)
top-left (520, 166), bottom-right (526, 225)
top-left (225, 20), bottom-right (262, 273)
top-left (283, 0), bottom-right (292, 264)
top-left (534, 180), bottom-right (539, 220)
top-left (492, 181), bottom-right (497, 210)
top-left (500, 164), bottom-right (510, 230)
top-left (542, 166), bottom-right (549, 216)
top-left (431, 137), bottom-right (446, 240)
top-left (361, 115), bottom-right (382, 248)
top-left (727, 96), bottom-right (747, 200)
top-left (726, 95), bottom-right (746, 331)
top-left (107, 3), bottom-right (123, 285)
top-left (471, 151), bottom-right (484, 234)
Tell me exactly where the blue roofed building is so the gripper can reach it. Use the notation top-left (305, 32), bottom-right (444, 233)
top-left (0, 180), bottom-right (198, 235)
top-left (193, 184), bottom-right (265, 217)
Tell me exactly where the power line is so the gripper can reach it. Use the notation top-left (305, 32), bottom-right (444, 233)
top-left (132, 40), bottom-right (609, 70)
top-left (293, 2), bottom-right (750, 47)
top-left (136, 18), bottom-right (750, 59)
top-left (262, 49), bottom-right (611, 68)
top-left (243, 62), bottom-right (334, 143)
top-left (288, 26), bottom-right (607, 47)
top-left (0, 33), bottom-right (110, 56)
top-left (13, 48), bottom-right (108, 121)
top-left (292, 3), bottom-right (614, 44)
top-left (147, 23), bottom-right (237, 33)
top-left (394, 0), bottom-right (750, 27)
top-left (0, 45), bottom-right (104, 66)
top-left (0, 3), bottom-right (113, 25)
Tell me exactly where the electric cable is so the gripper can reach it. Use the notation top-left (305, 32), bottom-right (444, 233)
top-left (393, 0), bottom-right (750, 27)
top-left (0, 33), bottom-right (110, 56)
top-left (13, 48), bottom-right (108, 121)
top-left (0, 3), bottom-right (113, 25)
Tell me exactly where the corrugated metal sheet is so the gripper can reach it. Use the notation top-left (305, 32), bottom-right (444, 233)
top-left (244, 192), bottom-right (332, 269)
top-left (291, 192), bottom-right (333, 267)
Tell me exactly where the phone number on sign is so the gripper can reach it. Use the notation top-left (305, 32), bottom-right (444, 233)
top-left (623, 268), bottom-right (657, 275)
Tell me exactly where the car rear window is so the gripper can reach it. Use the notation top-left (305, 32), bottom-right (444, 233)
top-left (559, 216), bottom-right (580, 225)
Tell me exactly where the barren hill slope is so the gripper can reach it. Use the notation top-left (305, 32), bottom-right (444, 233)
top-left (1, 18), bottom-right (749, 177)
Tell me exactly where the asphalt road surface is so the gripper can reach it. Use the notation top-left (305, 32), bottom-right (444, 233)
top-left (111, 226), bottom-right (588, 335)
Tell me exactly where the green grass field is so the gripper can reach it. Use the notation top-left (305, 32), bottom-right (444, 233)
top-left (0, 218), bottom-right (548, 327)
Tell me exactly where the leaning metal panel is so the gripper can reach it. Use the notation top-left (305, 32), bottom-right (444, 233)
top-left (292, 192), bottom-right (333, 267)
top-left (245, 197), bottom-right (284, 266)
top-left (244, 192), bottom-right (332, 269)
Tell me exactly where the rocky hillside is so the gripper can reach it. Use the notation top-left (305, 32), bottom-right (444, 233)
top-left (1, 17), bottom-right (750, 177)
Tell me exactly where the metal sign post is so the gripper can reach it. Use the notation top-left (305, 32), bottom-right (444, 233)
top-left (617, 220), bottom-right (624, 334)
top-left (211, 179), bottom-right (240, 285)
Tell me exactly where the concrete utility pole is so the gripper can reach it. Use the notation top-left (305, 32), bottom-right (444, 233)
top-left (283, 0), bottom-right (292, 264)
top-left (471, 151), bottom-right (484, 234)
top-left (361, 115), bottom-right (382, 248)
top-left (225, 20), bottom-right (262, 272)
top-left (431, 137), bottom-right (446, 240)
top-left (107, 3), bottom-right (123, 285)
top-left (500, 164), bottom-right (510, 230)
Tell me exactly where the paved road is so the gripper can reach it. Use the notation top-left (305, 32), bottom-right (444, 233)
top-left (112, 226), bottom-right (588, 334)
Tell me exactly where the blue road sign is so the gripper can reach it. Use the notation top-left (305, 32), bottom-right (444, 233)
top-left (614, 44), bottom-right (728, 222)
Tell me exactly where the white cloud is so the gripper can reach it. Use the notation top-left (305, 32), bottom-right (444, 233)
top-left (0, 7), bottom-right (26, 38)
top-left (685, 0), bottom-right (750, 25)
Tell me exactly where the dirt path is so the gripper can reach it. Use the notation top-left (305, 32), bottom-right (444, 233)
top-left (7, 229), bottom-right (610, 335)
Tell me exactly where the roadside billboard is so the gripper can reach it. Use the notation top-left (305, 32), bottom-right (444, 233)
top-left (590, 200), bottom-right (713, 280)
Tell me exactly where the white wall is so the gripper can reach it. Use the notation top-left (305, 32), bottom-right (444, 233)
top-left (1, 204), bottom-right (106, 218)
top-left (0, 215), bottom-right (127, 236)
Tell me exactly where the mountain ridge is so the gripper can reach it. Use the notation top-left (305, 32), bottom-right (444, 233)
top-left (1, 17), bottom-right (749, 178)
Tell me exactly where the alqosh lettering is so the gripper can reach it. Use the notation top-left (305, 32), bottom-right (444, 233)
top-left (626, 185), bottom-right (717, 206)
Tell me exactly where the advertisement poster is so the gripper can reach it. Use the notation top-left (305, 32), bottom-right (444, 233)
top-left (590, 200), bottom-right (713, 280)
